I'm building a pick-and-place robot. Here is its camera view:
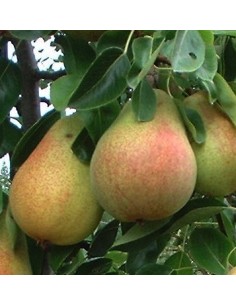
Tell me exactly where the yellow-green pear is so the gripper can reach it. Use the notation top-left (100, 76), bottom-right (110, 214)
top-left (228, 267), bottom-right (236, 275)
top-left (0, 208), bottom-right (32, 275)
top-left (90, 89), bottom-right (197, 222)
top-left (9, 113), bottom-right (103, 246)
top-left (184, 91), bottom-right (236, 197)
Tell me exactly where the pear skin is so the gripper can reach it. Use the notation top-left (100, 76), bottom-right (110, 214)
top-left (0, 209), bottom-right (32, 275)
top-left (184, 91), bottom-right (236, 197)
top-left (9, 114), bottom-right (103, 246)
top-left (90, 89), bottom-right (197, 222)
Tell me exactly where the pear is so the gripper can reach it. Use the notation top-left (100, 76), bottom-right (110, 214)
top-left (184, 91), bottom-right (236, 197)
top-left (0, 208), bottom-right (32, 275)
top-left (9, 113), bottom-right (103, 246)
top-left (90, 89), bottom-right (197, 222)
top-left (228, 267), bottom-right (236, 275)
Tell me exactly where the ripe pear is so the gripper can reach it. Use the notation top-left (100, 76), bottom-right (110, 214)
top-left (184, 91), bottom-right (236, 197)
top-left (0, 208), bottom-right (32, 275)
top-left (90, 89), bottom-right (197, 222)
top-left (9, 113), bottom-right (103, 246)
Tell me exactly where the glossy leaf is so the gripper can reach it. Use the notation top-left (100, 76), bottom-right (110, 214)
top-left (213, 72), bottom-right (236, 126)
top-left (48, 245), bottom-right (76, 273)
top-left (69, 47), bottom-right (130, 110)
top-left (127, 37), bottom-right (164, 89)
top-left (165, 251), bottom-right (193, 275)
top-left (136, 263), bottom-right (172, 275)
top-left (0, 58), bottom-right (21, 124)
top-left (75, 257), bottom-right (112, 275)
top-left (213, 30), bottom-right (236, 37)
top-left (50, 74), bottom-right (81, 111)
top-left (0, 119), bottom-right (23, 158)
top-left (175, 99), bottom-right (206, 144)
top-left (97, 30), bottom-right (132, 54)
top-left (126, 240), bottom-right (161, 274)
top-left (132, 78), bottom-right (157, 122)
top-left (10, 109), bottom-right (60, 178)
top-left (171, 30), bottom-right (205, 73)
top-left (189, 227), bottom-right (236, 274)
top-left (9, 30), bottom-right (52, 40)
top-left (194, 45), bottom-right (217, 81)
top-left (55, 34), bottom-right (96, 75)
top-left (77, 99), bottom-right (121, 144)
top-left (88, 219), bottom-right (120, 258)
top-left (199, 30), bottom-right (214, 44)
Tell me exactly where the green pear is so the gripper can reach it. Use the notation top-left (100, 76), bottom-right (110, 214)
top-left (9, 113), bottom-right (103, 246)
top-left (0, 208), bottom-right (32, 275)
top-left (184, 91), bottom-right (236, 197)
top-left (90, 89), bottom-right (197, 222)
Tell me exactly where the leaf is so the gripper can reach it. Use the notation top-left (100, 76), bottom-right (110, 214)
top-left (88, 219), bottom-right (120, 258)
top-left (171, 30), bottom-right (205, 73)
top-left (126, 240), bottom-right (161, 274)
top-left (75, 257), bottom-right (112, 275)
top-left (97, 30), bottom-right (132, 54)
top-left (69, 47), bottom-right (130, 110)
top-left (0, 58), bottom-right (21, 124)
top-left (219, 209), bottom-right (236, 243)
top-left (9, 30), bottom-right (52, 40)
top-left (164, 251), bottom-right (193, 275)
top-left (189, 227), bottom-right (235, 274)
top-left (10, 110), bottom-right (60, 178)
top-left (112, 218), bottom-right (171, 252)
top-left (48, 245), bottom-right (76, 273)
top-left (0, 119), bottom-right (23, 158)
top-left (132, 78), bottom-right (157, 122)
top-left (127, 37), bottom-right (165, 89)
top-left (136, 263), bottom-right (172, 275)
top-left (71, 127), bottom-right (95, 163)
top-left (5, 207), bottom-right (20, 250)
top-left (213, 72), bottom-right (236, 126)
top-left (26, 237), bottom-right (47, 275)
top-left (50, 74), bottom-right (81, 111)
top-left (55, 34), bottom-right (96, 75)
top-left (223, 38), bottom-right (236, 82)
top-left (199, 30), bottom-right (214, 44)
top-left (213, 30), bottom-right (236, 37)
top-left (175, 99), bottom-right (206, 144)
top-left (77, 99), bottom-right (121, 144)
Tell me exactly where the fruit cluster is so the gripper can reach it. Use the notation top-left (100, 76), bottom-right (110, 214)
top-left (3, 88), bottom-right (236, 274)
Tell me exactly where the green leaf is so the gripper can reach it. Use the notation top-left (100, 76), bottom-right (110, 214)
top-left (213, 30), bottom-right (236, 37)
top-left (48, 245), bottom-right (75, 273)
top-left (132, 78), bottom-right (157, 122)
top-left (127, 37), bottom-right (164, 89)
top-left (213, 72), bottom-right (236, 126)
top-left (171, 30), bottom-right (205, 73)
top-left (78, 99), bottom-right (121, 144)
top-left (71, 127), bottom-right (95, 163)
top-left (69, 47), bottom-right (130, 110)
top-left (9, 30), bottom-right (52, 40)
top-left (164, 198), bottom-right (227, 235)
top-left (194, 45), bottom-right (218, 81)
top-left (223, 38), bottom-right (236, 82)
top-left (88, 219), bottom-right (120, 258)
top-left (5, 207), bottom-right (20, 250)
top-left (136, 263), bottom-right (172, 275)
top-left (189, 227), bottom-right (235, 274)
top-left (0, 119), bottom-right (23, 158)
top-left (50, 74), bottom-right (81, 111)
top-left (0, 58), bottom-right (21, 124)
top-left (75, 257), bottom-right (113, 275)
top-left (126, 240), bottom-right (160, 274)
top-left (112, 218), bottom-right (171, 252)
top-left (55, 34), bottom-right (96, 75)
top-left (219, 209), bottom-right (236, 243)
top-left (26, 237), bottom-right (47, 275)
top-left (97, 30), bottom-right (132, 54)
top-left (175, 99), bottom-right (206, 144)
top-left (199, 30), bottom-right (214, 44)
top-left (10, 110), bottom-right (60, 178)
top-left (164, 251), bottom-right (193, 275)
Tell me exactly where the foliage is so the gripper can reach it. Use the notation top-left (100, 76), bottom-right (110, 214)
top-left (1, 30), bottom-right (236, 274)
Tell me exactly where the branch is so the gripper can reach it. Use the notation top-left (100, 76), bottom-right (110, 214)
top-left (12, 39), bottom-right (41, 130)
top-left (35, 69), bottom-right (66, 81)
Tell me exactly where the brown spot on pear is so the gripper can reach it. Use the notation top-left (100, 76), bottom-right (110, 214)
top-left (184, 91), bottom-right (236, 197)
top-left (9, 113), bottom-right (103, 246)
top-left (90, 89), bottom-right (197, 222)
